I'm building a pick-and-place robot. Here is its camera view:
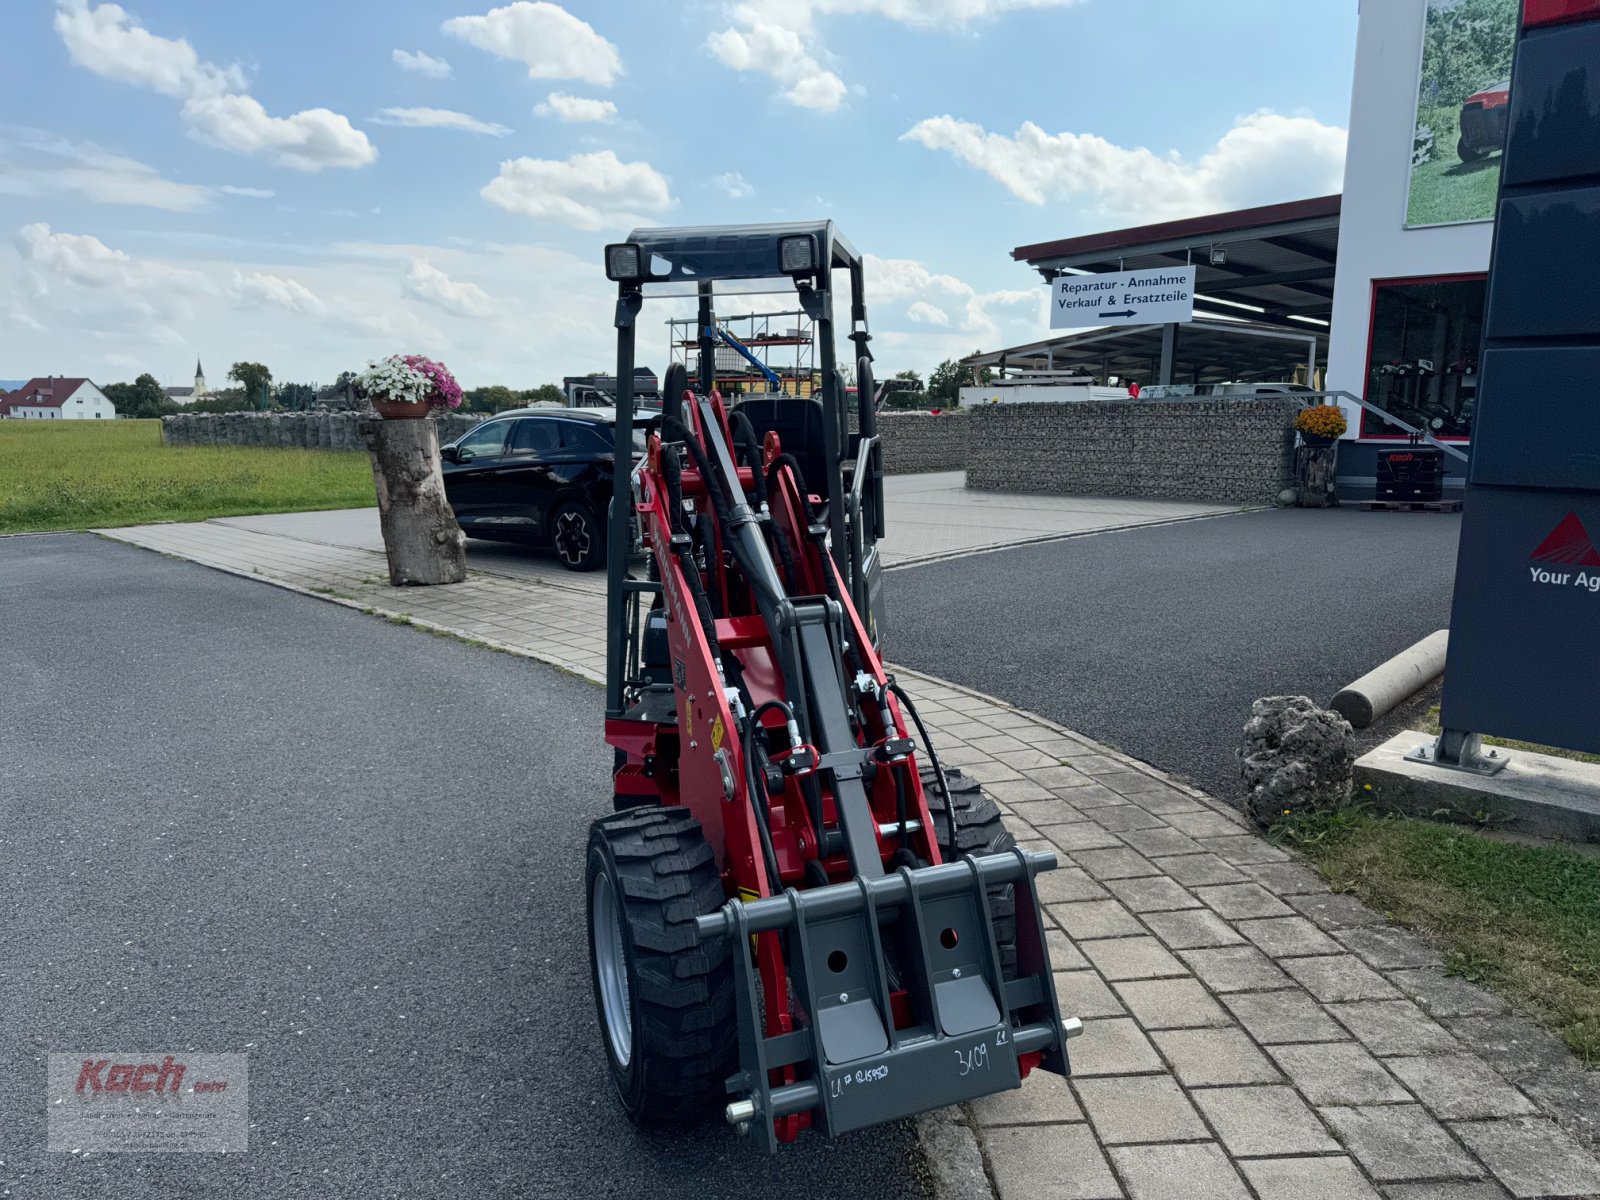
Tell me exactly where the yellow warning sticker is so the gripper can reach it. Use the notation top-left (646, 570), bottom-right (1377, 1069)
top-left (711, 713), bottom-right (726, 751)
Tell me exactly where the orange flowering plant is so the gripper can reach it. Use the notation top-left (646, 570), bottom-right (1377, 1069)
top-left (1295, 405), bottom-right (1348, 440)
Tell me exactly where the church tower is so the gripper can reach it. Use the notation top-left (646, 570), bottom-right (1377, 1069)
top-left (194, 359), bottom-right (207, 398)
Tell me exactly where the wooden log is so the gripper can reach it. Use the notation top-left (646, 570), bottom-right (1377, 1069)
top-left (358, 418), bottom-right (467, 586)
top-left (1295, 441), bottom-right (1340, 508)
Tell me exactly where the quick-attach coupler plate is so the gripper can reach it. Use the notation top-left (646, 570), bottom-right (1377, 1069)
top-left (696, 848), bottom-right (1074, 1149)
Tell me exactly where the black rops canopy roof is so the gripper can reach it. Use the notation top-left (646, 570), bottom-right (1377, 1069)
top-left (622, 220), bottom-right (860, 284)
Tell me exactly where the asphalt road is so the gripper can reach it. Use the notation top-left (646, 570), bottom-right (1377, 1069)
top-left (885, 508), bottom-right (1459, 803)
top-left (0, 535), bottom-right (925, 1200)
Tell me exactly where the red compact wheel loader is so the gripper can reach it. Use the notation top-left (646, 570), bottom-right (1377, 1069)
top-left (586, 221), bottom-right (1080, 1150)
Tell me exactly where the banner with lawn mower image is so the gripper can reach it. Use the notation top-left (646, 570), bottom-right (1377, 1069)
top-left (1407, 0), bottom-right (1518, 229)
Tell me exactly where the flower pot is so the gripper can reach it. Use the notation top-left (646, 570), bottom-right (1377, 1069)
top-left (1300, 432), bottom-right (1336, 448)
top-left (373, 397), bottom-right (430, 420)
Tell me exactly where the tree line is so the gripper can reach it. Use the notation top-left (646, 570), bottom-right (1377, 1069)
top-left (101, 362), bottom-right (569, 419)
top-left (877, 355), bottom-right (990, 410)
top-left (100, 356), bottom-right (982, 420)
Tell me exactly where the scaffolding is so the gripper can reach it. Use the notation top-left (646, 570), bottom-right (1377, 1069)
top-left (668, 309), bottom-right (818, 398)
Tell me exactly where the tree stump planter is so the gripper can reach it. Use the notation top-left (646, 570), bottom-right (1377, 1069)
top-left (358, 418), bottom-right (467, 586)
top-left (1295, 437), bottom-right (1340, 508)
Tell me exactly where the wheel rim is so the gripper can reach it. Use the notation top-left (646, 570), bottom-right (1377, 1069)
top-left (591, 870), bottom-right (633, 1067)
top-left (555, 510), bottom-right (592, 565)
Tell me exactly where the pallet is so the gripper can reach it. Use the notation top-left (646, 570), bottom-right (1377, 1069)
top-left (1359, 498), bottom-right (1463, 513)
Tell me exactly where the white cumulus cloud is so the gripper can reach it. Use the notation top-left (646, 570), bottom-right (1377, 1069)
top-left (534, 92), bottom-right (617, 123)
top-left (863, 253), bottom-right (1045, 345)
top-left (480, 151), bottom-right (673, 231)
top-left (713, 171), bottom-right (753, 199)
top-left (393, 48), bottom-right (453, 78)
top-left (54, 1), bottom-right (376, 172)
top-left (182, 93), bottom-right (377, 171)
top-left (444, 2), bottom-right (620, 85)
top-left (866, 254), bottom-right (973, 302)
top-left (404, 259), bottom-right (494, 318)
top-left (705, 0), bottom-right (1085, 109)
top-left (53, 0), bottom-right (243, 98)
top-left (18, 222), bottom-right (206, 293)
top-left (902, 109), bottom-right (1347, 223)
top-left (232, 270), bottom-right (327, 315)
top-left (706, 18), bottom-right (845, 112)
top-left (15, 222), bottom-right (213, 340)
top-left (373, 107), bottom-right (512, 136)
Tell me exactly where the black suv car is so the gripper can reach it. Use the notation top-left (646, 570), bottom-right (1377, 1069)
top-left (440, 408), bottom-right (645, 571)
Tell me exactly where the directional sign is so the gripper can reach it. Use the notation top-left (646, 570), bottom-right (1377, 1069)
top-left (1051, 265), bottom-right (1196, 329)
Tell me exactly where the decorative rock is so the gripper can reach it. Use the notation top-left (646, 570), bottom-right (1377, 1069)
top-left (1239, 696), bottom-right (1356, 828)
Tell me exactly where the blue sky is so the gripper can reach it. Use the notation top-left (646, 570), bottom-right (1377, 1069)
top-left (0, 1), bottom-right (1358, 390)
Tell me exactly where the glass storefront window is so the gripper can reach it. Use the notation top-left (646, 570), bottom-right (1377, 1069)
top-left (1363, 275), bottom-right (1487, 438)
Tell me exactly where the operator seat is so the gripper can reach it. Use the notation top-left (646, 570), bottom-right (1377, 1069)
top-left (736, 395), bottom-right (828, 497)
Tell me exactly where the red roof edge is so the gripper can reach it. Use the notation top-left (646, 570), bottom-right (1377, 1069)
top-left (4, 377), bottom-right (93, 408)
top-left (1012, 194), bottom-right (1343, 264)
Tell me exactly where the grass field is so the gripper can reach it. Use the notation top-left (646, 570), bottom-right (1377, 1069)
top-left (1408, 106), bottom-right (1503, 227)
top-left (0, 420), bottom-right (375, 534)
top-left (1281, 808), bottom-right (1600, 1065)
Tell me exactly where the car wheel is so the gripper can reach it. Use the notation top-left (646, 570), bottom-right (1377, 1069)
top-left (1457, 136), bottom-right (1484, 163)
top-left (550, 501), bottom-right (604, 572)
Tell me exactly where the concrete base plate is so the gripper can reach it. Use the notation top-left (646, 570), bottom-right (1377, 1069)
top-left (1356, 730), bottom-right (1600, 843)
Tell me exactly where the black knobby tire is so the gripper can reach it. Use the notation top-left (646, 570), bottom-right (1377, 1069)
top-left (1457, 136), bottom-right (1484, 163)
top-left (550, 500), bottom-right (605, 572)
top-left (586, 807), bottom-right (736, 1124)
top-left (924, 765), bottom-right (1019, 978)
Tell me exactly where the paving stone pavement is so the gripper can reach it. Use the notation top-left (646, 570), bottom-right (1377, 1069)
top-left (99, 520), bottom-right (1600, 1200)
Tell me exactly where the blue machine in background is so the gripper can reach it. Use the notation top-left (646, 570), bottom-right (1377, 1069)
top-left (706, 322), bottom-right (784, 391)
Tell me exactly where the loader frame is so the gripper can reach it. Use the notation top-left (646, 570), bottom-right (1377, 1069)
top-left (596, 222), bottom-right (1074, 1147)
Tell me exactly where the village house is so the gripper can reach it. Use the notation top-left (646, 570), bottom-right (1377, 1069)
top-left (0, 377), bottom-right (115, 419)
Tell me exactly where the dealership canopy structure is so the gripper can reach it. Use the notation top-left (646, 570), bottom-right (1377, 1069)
top-left (981, 196), bottom-right (1340, 388)
top-left (965, 317), bottom-right (1327, 391)
top-left (1014, 195), bottom-right (1340, 328)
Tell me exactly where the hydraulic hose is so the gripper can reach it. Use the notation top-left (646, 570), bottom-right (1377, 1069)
top-left (663, 415), bottom-right (785, 615)
top-left (657, 445), bottom-right (721, 663)
top-left (741, 715), bottom-right (784, 890)
top-left (728, 410), bottom-right (769, 510)
top-left (693, 514), bottom-right (723, 619)
top-left (662, 363), bottom-right (688, 431)
top-left (729, 408), bottom-right (806, 591)
top-left (750, 698), bottom-right (824, 850)
top-left (885, 676), bottom-right (956, 847)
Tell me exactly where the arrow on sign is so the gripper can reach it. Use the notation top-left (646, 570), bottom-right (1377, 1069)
top-left (1098, 311), bottom-right (1136, 319)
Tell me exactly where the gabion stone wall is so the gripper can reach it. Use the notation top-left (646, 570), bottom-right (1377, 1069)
top-left (160, 408), bottom-right (969, 476)
top-left (872, 412), bottom-right (969, 475)
top-left (161, 411), bottom-right (484, 450)
top-left (965, 398), bottom-right (1302, 504)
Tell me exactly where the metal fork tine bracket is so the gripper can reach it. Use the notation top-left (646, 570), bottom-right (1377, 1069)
top-left (697, 848), bottom-right (1073, 1148)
